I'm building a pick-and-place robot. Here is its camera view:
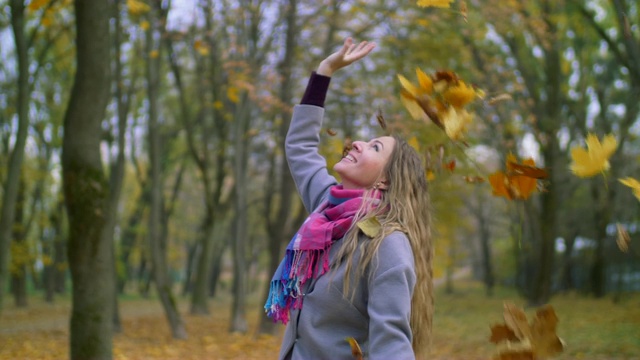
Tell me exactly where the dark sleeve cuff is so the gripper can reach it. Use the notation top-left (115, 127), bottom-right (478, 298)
top-left (300, 71), bottom-right (331, 107)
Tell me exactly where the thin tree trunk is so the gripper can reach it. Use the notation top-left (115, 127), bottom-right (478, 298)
top-left (63, 0), bottom-right (114, 357)
top-left (0, 0), bottom-right (30, 314)
top-left (10, 174), bottom-right (28, 307)
top-left (145, 1), bottom-right (187, 339)
top-left (258, 0), bottom-right (300, 334)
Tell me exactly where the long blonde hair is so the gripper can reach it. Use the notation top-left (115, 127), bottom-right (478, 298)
top-left (333, 135), bottom-right (433, 357)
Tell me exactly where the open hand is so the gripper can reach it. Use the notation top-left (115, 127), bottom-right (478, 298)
top-left (317, 37), bottom-right (376, 77)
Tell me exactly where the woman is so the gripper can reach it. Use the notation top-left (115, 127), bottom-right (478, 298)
top-left (265, 37), bottom-right (433, 360)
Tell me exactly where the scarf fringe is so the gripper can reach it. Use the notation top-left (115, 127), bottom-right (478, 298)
top-left (264, 246), bottom-right (331, 324)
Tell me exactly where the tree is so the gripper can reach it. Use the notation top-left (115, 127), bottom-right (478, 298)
top-left (145, 0), bottom-right (187, 340)
top-left (0, 0), bottom-right (31, 314)
top-left (62, 0), bottom-right (114, 358)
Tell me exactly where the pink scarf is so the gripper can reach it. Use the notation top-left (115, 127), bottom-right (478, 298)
top-left (265, 185), bottom-right (381, 324)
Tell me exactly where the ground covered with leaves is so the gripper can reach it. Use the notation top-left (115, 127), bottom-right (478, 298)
top-left (1, 281), bottom-right (638, 359)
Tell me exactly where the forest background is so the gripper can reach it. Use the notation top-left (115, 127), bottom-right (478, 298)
top-left (0, 0), bottom-right (639, 359)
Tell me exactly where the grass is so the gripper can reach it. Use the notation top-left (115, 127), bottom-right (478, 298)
top-left (1, 279), bottom-right (639, 359)
top-left (431, 280), bottom-right (640, 359)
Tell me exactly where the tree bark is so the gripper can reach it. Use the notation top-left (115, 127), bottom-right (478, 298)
top-left (62, 0), bottom-right (114, 358)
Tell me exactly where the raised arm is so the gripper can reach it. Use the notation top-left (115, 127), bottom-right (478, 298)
top-left (285, 38), bottom-right (376, 212)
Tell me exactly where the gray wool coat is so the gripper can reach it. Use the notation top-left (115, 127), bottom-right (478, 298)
top-left (278, 104), bottom-right (417, 360)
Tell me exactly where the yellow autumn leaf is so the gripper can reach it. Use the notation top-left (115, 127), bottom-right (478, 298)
top-left (357, 217), bottom-right (381, 238)
top-left (149, 50), bottom-right (159, 59)
top-left (194, 40), bottom-right (209, 56)
top-left (227, 86), bottom-right (240, 103)
top-left (140, 20), bottom-right (150, 30)
top-left (407, 136), bottom-right (420, 151)
top-left (443, 81), bottom-right (476, 109)
top-left (127, 0), bottom-right (151, 16)
top-left (417, 0), bottom-right (454, 8)
top-left (27, 0), bottom-right (50, 12)
top-left (569, 133), bottom-right (617, 178)
top-left (443, 108), bottom-right (472, 141)
top-left (619, 177), bottom-right (640, 201)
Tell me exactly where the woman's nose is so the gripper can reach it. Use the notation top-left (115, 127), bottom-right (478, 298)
top-left (352, 141), bottom-right (364, 152)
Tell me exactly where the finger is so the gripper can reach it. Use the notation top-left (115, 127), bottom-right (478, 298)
top-left (341, 37), bottom-right (354, 54)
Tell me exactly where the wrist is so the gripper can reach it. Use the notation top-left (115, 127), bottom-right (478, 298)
top-left (317, 61), bottom-right (334, 77)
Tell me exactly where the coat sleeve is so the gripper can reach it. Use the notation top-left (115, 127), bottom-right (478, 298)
top-left (367, 232), bottom-right (417, 360)
top-left (285, 104), bottom-right (337, 213)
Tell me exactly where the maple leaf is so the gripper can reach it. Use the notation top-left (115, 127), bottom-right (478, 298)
top-left (569, 133), bottom-right (617, 178)
top-left (443, 107), bottom-right (473, 141)
top-left (417, 0), bottom-right (454, 8)
top-left (398, 69), bottom-right (480, 141)
top-left (619, 177), bottom-right (640, 202)
top-left (489, 154), bottom-right (538, 201)
top-left (491, 302), bottom-right (564, 360)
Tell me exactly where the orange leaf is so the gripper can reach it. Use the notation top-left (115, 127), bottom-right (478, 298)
top-left (490, 324), bottom-right (519, 344)
top-left (346, 337), bottom-right (363, 360)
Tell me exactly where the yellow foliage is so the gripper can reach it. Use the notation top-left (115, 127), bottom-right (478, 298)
top-left (227, 87), bottom-right (240, 103)
top-left (417, 0), bottom-right (454, 8)
top-left (127, 0), bottom-right (151, 16)
top-left (398, 69), bottom-right (481, 141)
top-left (27, 0), bottom-right (50, 12)
top-left (569, 133), bottom-right (617, 178)
top-left (194, 40), bottom-right (209, 56)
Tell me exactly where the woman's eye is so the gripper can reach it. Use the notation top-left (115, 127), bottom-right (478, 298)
top-left (373, 144), bottom-right (380, 151)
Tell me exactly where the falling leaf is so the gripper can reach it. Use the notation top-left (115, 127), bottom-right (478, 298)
top-left (417, 0), bottom-right (454, 8)
top-left (619, 177), bottom-right (640, 202)
top-left (342, 137), bottom-right (353, 158)
top-left (616, 223), bottom-right (631, 253)
top-left (489, 154), bottom-right (539, 201)
top-left (326, 128), bottom-right (338, 136)
top-left (460, 1), bottom-right (468, 22)
top-left (442, 159), bottom-right (456, 172)
top-left (149, 50), bottom-right (159, 59)
top-left (357, 217), bottom-right (381, 238)
top-left (140, 20), bottom-right (150, 30)
top-left (569, 133), bottom-right (617, 178)
top-left (27, 0), bottom-right (49, 12)
top-left (427, 170), bottom-right (436, 181)
top-left (490, 324), bottom-right (519, 344)
top-left (376, 108), bottom-right (387, 130)
top-left (194, 40), bottom-right (209, 56)
top-left (491, 302), bottom-right (564, 360)
top-left (488, 94), bottom-right (513, 105)
top-left (398, 68), bottom-right (480, 142)
top-left (127, 0), bottom-right (151, 16)
top-left (443, 107), bottom-right (473, 141)
top-left (346, 337), bottom-right (363, 360)
top-left (227, 86), bottom-right (239, 103)
top-left (507, 161), bottom-right (548, 179)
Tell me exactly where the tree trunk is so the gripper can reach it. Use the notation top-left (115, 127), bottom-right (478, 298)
top-left (145, 2), bottom-right (187, 339)
top-left (0, 0), bottom-right (30, 314)
top-left (11, 174), bottom-right (28, 307)
top-left (258, 0), bottom-right (300, 334)
top-left (62, 0), bottom-right (114, 358)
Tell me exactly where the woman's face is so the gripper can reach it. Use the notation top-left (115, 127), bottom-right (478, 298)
top-left (334, 136), bottom-right (396, 189)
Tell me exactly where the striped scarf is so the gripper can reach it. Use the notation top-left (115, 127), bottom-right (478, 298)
top-left (265, 185), bottom-right (381, 324)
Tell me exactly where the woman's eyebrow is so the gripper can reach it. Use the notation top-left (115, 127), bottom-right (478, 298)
top-left (373, 139), bottom-right (384, 149)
